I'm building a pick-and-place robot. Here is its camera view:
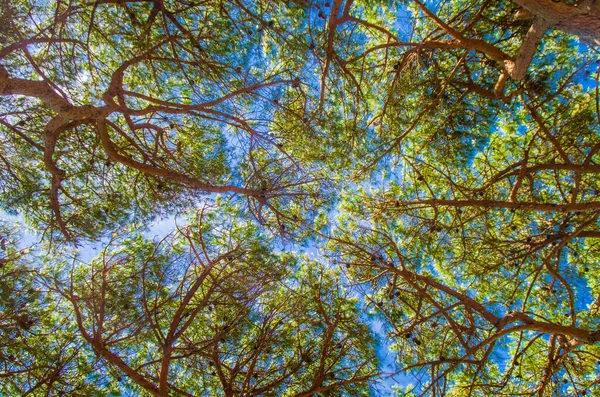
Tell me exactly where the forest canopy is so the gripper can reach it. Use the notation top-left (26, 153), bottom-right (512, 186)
top-left (1, 0), bottom-right (600, 396)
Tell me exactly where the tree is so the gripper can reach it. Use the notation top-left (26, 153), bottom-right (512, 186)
top-left (0, 219), bottom-right (104, 395)
top-left (1, 0), bottom-right (599, 396)
top-left (1, 206), bottom-right (378, 396)
top-left (0, 0), bottom-right (327, 241)
top-left (31, 206), bottom-right (377, 396)
top-left (320, 0), bottom-right (600, 394)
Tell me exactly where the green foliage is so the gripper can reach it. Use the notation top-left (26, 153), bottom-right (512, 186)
top-left (2, 0), bottom-right (600, 396)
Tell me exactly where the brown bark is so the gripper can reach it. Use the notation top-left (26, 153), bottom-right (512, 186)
top-left (514, 0), bottom-right (600, 44)
top-left (505, 17), bottom-right (552, 81)
top-left (394, 198), bottom-right (600, 213)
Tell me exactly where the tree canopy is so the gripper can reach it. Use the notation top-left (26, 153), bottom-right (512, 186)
top-left (1, 0), bottom-right (600, 396)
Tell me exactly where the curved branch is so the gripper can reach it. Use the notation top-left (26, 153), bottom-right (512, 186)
top-left (96, 120), bottom-right (261, 196)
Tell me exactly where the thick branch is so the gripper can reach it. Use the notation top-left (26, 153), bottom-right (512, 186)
top-left (395, 198), bottom-right (600, 213)
top-left (505, 17), bottom-right (552, 81)
top-left (0, 66), bottom-right (110, 119)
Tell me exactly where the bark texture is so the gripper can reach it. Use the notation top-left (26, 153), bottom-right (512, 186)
top-left (514, 0), bottom-right (600, 45)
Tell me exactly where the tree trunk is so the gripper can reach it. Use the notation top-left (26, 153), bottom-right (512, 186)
top-left (514, 0), bottom-right (600, 45)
